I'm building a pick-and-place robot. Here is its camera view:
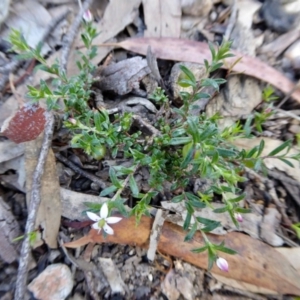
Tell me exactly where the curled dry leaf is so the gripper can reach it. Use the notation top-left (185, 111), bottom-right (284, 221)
top-left (64, 216), bottom-right (300, 295)
top-left (110, 37), bottom-right (300, 102)
top-left (1, 105), bottom-right (46, 144)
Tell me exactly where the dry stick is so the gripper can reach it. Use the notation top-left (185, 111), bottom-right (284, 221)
top-left (224, 0), bottom-right (238, 40)
top-left (60, 0), bottom-right (93, 72)
top-left (14, 3), bottom-right (93, 298)
top-left (55, 152), bottom-right (106, 189)
top-left (277, 80), bottom-right (300, 108)
top-left (14, 112), bottom-right (55, 300)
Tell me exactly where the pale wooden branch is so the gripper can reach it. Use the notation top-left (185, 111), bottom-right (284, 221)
top-left (14, 1), bottom-right (93, 298)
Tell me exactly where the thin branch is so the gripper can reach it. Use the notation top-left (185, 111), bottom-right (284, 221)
top-left (60, 0), bottom-right (94, 72)
top-left (14, 112), bottom-right (55, 299)
top-left (14, 2), bottom-right (92, 298)
top-left (55, 152), bottom-right (107, 190)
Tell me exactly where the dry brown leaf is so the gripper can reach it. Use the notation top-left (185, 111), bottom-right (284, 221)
top-left (109, 37), bottom-right (300, 102)
top-left (276, 248), bottom-right (300, 273)
top-left (1, 105), bottom-right (46, 144)
top-left (0, 196), bottom-right (21, 263)
top-left (234, 137), bottom-right (300, 182)
top-left (25, 133), bottom-right (61, 248)
top-left (0, 140), bottom-right (24, 163)
top-left (142, 0), bottom-right (181, 38)
top-left (64, 216), bottom-right (300, 295)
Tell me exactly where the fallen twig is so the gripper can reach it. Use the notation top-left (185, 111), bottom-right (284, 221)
top-left (14, 112), bottom-right (55, 299)
top-left (14, 3), bottom-right (92, 298)
top-left (55, 152), bottom-right (106, 189)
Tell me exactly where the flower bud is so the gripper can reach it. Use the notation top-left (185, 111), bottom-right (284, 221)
top-left (234, 212), bottom-right (243, 223)
top-left (83, 10), bottom-right (93, 22)
top-left (216, 257), bottom-right (228, 272)
top-left (68, 118), bottom-right (77, 125)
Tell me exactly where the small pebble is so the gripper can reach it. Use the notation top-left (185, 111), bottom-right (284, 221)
top-left (28, 264), bottom-right (73, 300)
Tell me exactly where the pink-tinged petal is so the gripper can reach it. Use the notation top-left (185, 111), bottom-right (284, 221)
top-left (82, 10), bottom-right (93, 22)
top-left (234, 213), bottom-right (243, 223)
top-left (103, 224), bottom-right (114, 235)
top-left (216, 257), bottom-right (228, 272)
top-left (91, 222), bottom-right (100, 230)
top-left (87, 211), bottom-right (100, 222)
top-left (106, 216), bottom-right (122, 224)
top-left (100, 203), bottom-right (109, 219)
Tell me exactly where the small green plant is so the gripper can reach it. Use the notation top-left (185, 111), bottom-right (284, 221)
top-left (9, 18), bottom-right (300, 272)
top-left (244, 86), bottom-right (278, 134)
top-left (291, 223), bottom-right (300, 239)
top-left (12, 230), bottom-right (38, 246)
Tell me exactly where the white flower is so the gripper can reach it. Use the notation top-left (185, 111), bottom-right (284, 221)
top-left (216, 257), bottom-right (229, 272)
top-left (87, 203), bottom-right (122, 235)
top-left (83, 10), bottom-right (93, 22)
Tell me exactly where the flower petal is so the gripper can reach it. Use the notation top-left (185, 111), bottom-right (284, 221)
top-left (106, 216), bottom-right (122, 224)
top-left (91, 222), bottom-right (100, 230)
top-left (103, 223), bottom-right (114, 235)
top-left (100, 203), bottom-right (108, 219)
top-left (234, 213), bottom-right (243, 223)
top-left (87, 212), bottom-right (100, 222)
top-left (216, 257), bottom-right (229, 272)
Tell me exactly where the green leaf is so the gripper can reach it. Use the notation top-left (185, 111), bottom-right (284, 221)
top-left (129, 175), bottom-right (139, 196)
top-left (172, 194), bottom-right (184, 203)
top-left (100, 185), bottom-right (117, 197)
top-left (229, 194), bottom-right (245, 203)
top-left (180, 146), bottom-right (194, 168)
top-left (215, 245), bottom-right (237, 255)
top-left (208, 41), bottom-right (216, 60)
top-left (169, 137), bottom-right (192, 145)
top-left (216, 148), bottom-right (236, 157)
top-left (186, 192), bottom-right (206, 208)
top-left (194, 92), bottom-right (211, 100)
top-left (257, 139), bottom-right (265, 157)
top-left (184, 223), bottom-right (198, 242)
top-left (183, 212), bottom-right (192, 231)
top-left (207, 247), bottom-right (216, 270)
top-left (179, 65), bottom-right (196, 84)
top-left (196, 217), bottom-right (220, 232)
top-left (213, 206), bottom-right (228, 213)
top-left (268, 140), bottom-right (291, 156)
top-left (235, 207), bottom-right (251, 213)
top-left (191, 245), bottom-right (208, 253)
top-left (178, 79), bottom-right (196, 88)
top-left (278, 157), bottom-right (294, 168)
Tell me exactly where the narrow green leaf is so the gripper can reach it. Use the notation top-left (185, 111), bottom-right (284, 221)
top-left (215, 246), bottom-right (237, 255)
top-left (256, 139), bottom-right (265, 157)
top-left (100, 185), bottom-right (117, 196)
top-left (191, 245), bottom-right (208, 253)
top-left (213, 206), bottom-right (228, 213)
top-left (184, 223), bottom-right (198, 242)
top-left (183, 212), bottom-right (192, 231)
top-left (268, 140), bottom-right (291, 156)
top-left (129, 175), bottom-right (139, 196)
top-left (278, 157), bottom-right (294, 168)
top-left (179, 65), bottom-right (196, 83)
top-left (169, 137), bottom-right (192, 145)
top-left (172, 194), bottom-right (184, 203)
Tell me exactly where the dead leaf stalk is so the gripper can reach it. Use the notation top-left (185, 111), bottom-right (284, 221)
top-left (55, 152), bottom-right (106, 189)
top-left (14, 112), bottom-right (55, 299)
top-left (14, 3), bottom-right (92, 298)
